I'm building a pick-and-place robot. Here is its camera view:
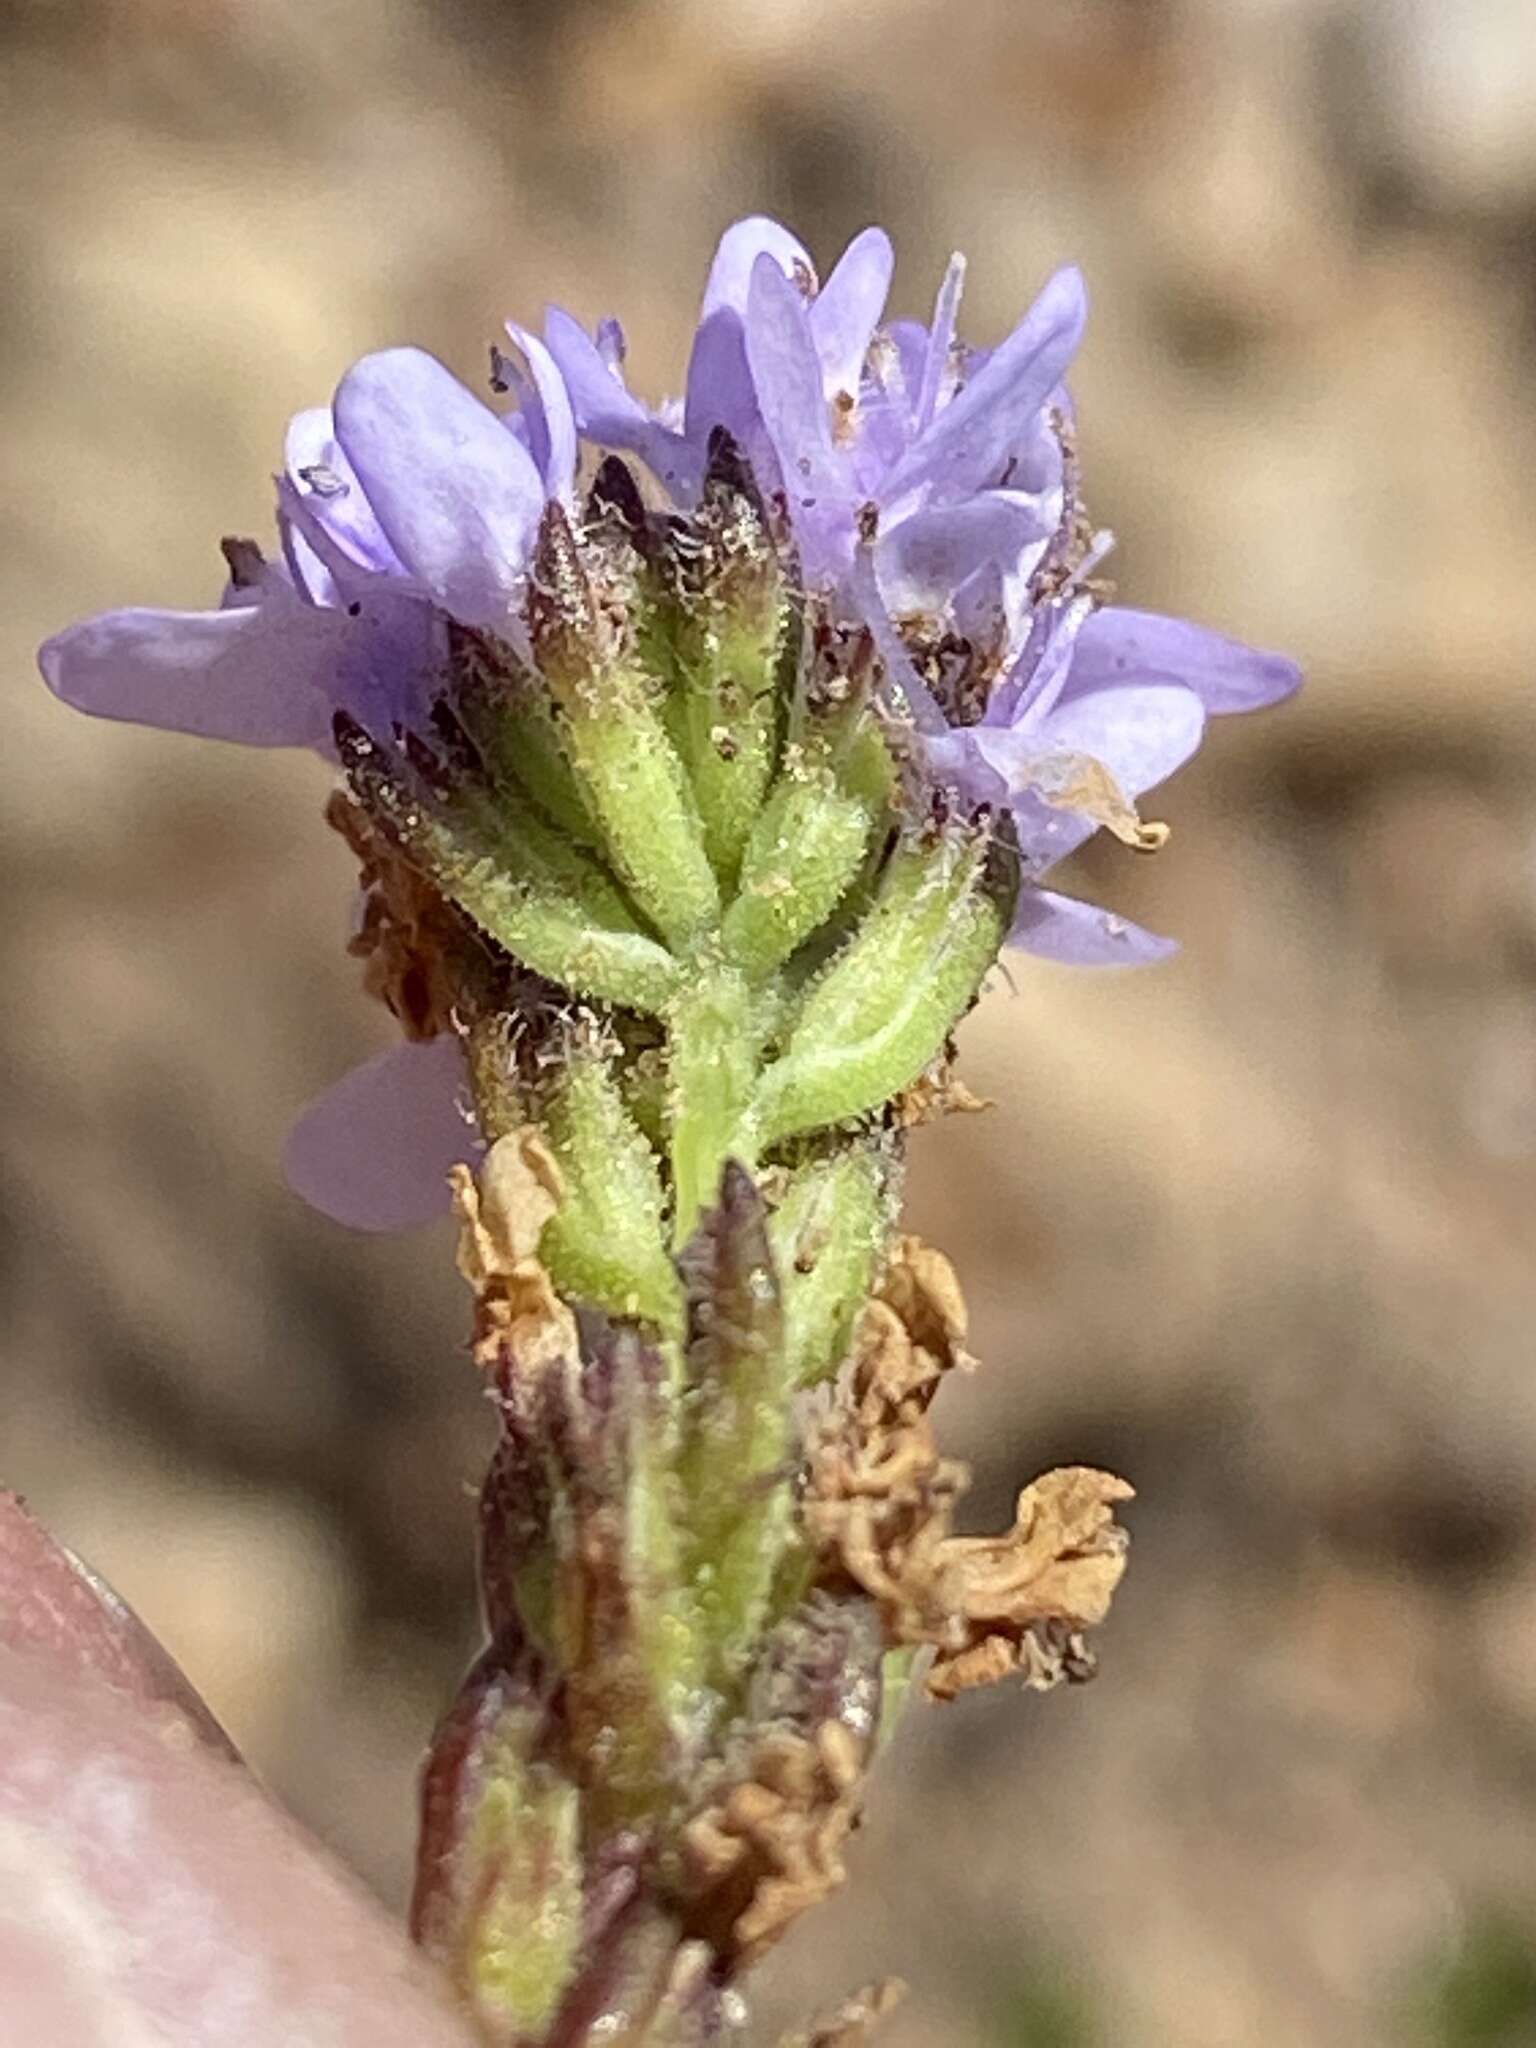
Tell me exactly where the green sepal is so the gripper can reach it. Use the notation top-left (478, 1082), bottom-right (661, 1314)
top-left (448, 622), bottom-right (602, 847)
top-left (753, 826), bottom-right (1011, 1144)
top-left (660, 448), bottom-right (790, 888)
top-left (409, 846), bottom-right (681, 1016)
top-left (529, 505), bottom-right (720, 950)
top-left (665, 615), bottom-right (783, 890)
top-left (720, 745), bottom-right (874, 981)
top-left (334, 716), bottom-right (681, 1015)
top-left (828, 708), bottom-right (899, 819)
top-left (768, 1148), bottom-right (891, 1388)
top-left (462, 1728), bottom-right (583, 2039)
top-left (664, 962), bottom-right (761, 1244)
top-left (549, 1316), bottom-right (708, 1837)
top-left (476, 792), bottom-right (646, 937)
top-left (540, 1052), bottom-right (685, 1337)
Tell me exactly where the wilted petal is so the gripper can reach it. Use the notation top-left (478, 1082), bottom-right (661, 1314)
top-left (1032, 680), bottom-right (1207, 799)
top-left (701, 214), bottom-right (814, 319)
top-left (285, 1036), bottom-right (482, 1232)
top-left (1009, 887), bottom-right (1178, 966)
top-left (810, 226), bottom-right (895, 398)
top-left (39, 602), bottom-right (342, 748)
top-left (333, 348), bottom-right (546, 628)
top-left (880, 265), bottom-right (1088, 507)
top-left (1069, 606), bottom-right (1302, 713)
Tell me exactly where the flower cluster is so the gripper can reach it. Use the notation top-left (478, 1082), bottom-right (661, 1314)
top-left (41, 216), bottom-right (1297, 1235)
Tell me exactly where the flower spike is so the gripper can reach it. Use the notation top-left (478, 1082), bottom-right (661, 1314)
top-left (38, 212), bottom-right (1300, 2047)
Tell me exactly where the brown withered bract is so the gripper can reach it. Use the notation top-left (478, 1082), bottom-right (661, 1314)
top-left (327, 788), bottom-right (471, 1041)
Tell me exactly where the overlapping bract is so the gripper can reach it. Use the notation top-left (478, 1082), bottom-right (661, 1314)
top-left (39, 216), bottom-right (1300, 1231)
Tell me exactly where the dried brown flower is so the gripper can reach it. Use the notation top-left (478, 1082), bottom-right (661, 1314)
top-left (807, 1239), bottom-right (1132, 1700)
top-left (450, 1130), bottom-right (575, 1372)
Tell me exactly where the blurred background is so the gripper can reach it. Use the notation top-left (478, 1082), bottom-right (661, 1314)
top-left (4, 1), bottom-right (1536, 2041)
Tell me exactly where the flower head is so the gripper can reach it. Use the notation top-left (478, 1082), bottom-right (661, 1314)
top-left (39, 215), bottom-right (1301, 1231)
top-left (544, 218), bottom-right (1299, 965)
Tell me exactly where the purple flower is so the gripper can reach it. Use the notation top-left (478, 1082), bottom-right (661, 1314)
top-left (39, 345), bottom-right (575, 1232)
top-left (39, 346), bottom-right (572, 749)
top-left (895, 589), bottom-right (1300, 964)
top-left (544, 219), bottom-right (1075, 621)
top-left (543, 216), bottom-right (826, 500)
top-left (283, 1033), bottom-right (483, 1234)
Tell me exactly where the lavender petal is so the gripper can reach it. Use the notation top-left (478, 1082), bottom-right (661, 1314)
top-left (284, 1036), bottom-right (482, 1232)
top-left (543, 306), bottom-right (654, 444)
top-left (502, 322), bottom-right (579, 503)
top-left (38, 602), bottom-right (343, 748)
top-left (875, 490), bottom-right (1056, 616)
top-left (544, 307), bottom-right (697, 495)
top-left (810, 226), bottom-right (895, 398)
top-left (1032, 680), bottom-right (1208, 799)
top-left (285, 407), bottom-right (405, 581)
top-left (701, 215), bottom-right (814, 320)
top-left (915, 251), bottom-right (966, 433)
top-left (746, 254), bottom-right (855, 577)
top-left (879, 265), bottom-right (1088, 509)
top-left (848, 545), bottom-right (948, 733)
top-left (332, 348), bottom-right (546, 629)
top-left (1009, 887), bottom-right (1179, 966)
top-left (682, 307), bottom-right (763, 471)
top-left (1069, 606), bottom-right (1303, 714)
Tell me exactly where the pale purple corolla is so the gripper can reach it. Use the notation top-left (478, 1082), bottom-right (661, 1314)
top-left (543, 216), bottom-right (1072, 631)
top-left (38, 344), bottom-right (574, 1233)
top-left (882, 587), bottom-right (1300, 966)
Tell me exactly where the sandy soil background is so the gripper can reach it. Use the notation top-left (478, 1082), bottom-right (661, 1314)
top-left (4, 2), bottom-right (1536, 2042)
